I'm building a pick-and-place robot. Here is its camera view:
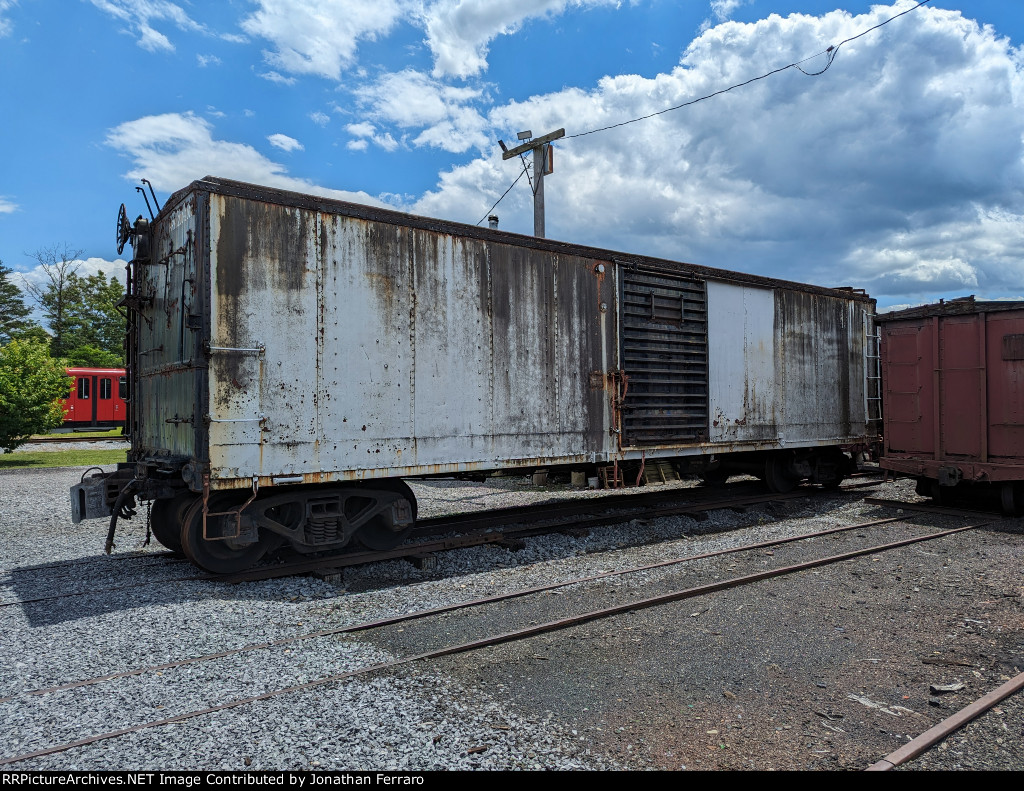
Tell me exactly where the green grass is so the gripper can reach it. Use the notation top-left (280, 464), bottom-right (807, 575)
top-left (0, 448), bottom-right (127, 470)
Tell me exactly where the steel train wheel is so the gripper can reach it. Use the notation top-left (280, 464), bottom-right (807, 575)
top-left (926, 479), bottom-right (952, 506)
top-left (355, 479), bottom-right (417, 551)
top-left (764, 454), bottom-right (798, 494)
top-left (1001, 483), bottom-right (1023, 517)
top-left (149, 492), bottom-right (198, 555)
top-left (180, 496), bottom-right (274, 574)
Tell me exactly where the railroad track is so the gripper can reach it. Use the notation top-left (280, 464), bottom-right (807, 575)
top-left (2, 480), bottom-right (880, 606)
top-left (0, 505), bottom-right (999, 767)
top-left (867, 671), bottom-right (1024, 771)
top-left (864, 496), bottom-right (1014, 521)
top-left (25, 434), bottom-right (128, 444)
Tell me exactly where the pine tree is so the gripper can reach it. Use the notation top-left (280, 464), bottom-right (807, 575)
top-left (0, 261), bottom-right (35, 345)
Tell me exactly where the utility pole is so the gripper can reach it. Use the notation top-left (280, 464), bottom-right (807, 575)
top-left (499, 128), bottom-right (565, 238)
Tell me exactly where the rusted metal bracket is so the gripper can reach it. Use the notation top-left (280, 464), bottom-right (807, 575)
top-left (117, 294), bottom-right (154, 311)
top-left (608, 369), bottom-right (629, 441)
top-left (201, 473), bottom-right (259, 541)
top-left (154, 244), bottom-right (188, 267)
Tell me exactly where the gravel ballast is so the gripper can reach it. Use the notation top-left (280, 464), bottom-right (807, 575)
top-left (1, 465), bottom-right (1022, 771)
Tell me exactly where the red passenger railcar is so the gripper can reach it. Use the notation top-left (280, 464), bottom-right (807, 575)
top-left (63, 367), bottom-right (127, 429)
top-left (877, 297), bottom-right (1024, 514)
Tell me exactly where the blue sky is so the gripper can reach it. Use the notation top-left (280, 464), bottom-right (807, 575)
top-left (1, 0), bottom-right (1022, 310)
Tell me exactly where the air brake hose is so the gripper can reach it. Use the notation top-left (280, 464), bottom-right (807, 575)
top-left (105, 480), bottom-right (140, 554)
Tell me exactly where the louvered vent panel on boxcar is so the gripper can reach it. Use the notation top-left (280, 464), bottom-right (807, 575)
top-left (619, 269), bottom-right (708, 446)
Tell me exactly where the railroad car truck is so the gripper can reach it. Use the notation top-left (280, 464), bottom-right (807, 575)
top-left (71, 177), bottom-right (878, 572)
top-left (877, 297), bottom-right (1024, 515)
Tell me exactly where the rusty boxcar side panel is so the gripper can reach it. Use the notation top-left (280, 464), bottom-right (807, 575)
top-left (879, 299), bottom-right (1024, 482)
top-left (706, 281), bottom-right (776, 444)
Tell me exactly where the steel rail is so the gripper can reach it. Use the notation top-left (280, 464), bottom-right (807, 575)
top-left (0, 520), bottom-right (989, 767)
top-left (0, 513), bottom-right (910, 704)
top-left (1, 483), bottom-right (874, 606)
top-left (864, 497), bottom-right (1006, 520)
top-left (4, 477), bottom-right (878, 579)
top-left (9, 475), bottom-right (879, 576)
top-left (866, 671), bottom-right (1024, 771)
top-left (22, 435), bottom-right (129, 444)
top-left (413, 477), bottom-right (878, 535)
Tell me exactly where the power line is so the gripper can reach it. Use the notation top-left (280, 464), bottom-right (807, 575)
top-left (476, 157), bottom-right (531, 226)
top-left (566, 0), bottom-right (931, 139)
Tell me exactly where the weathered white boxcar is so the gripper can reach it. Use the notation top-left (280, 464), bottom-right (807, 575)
top-left (73, 177), bottom-right (877, 571)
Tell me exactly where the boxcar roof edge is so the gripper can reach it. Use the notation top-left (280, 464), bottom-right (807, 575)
top-left (877, 297), bottom-right (1024, 322)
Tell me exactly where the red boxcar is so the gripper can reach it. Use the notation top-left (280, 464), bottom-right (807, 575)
top-left (64, 367), bottom-right (127, 429)
top-left (877, 297), bottom-right (1024, 514)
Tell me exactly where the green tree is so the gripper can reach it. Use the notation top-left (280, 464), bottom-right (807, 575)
top-left (62, 270), bottom-right (126, 364)
top-left (0, 261), bottom-right (36, 344)
top-left (22, 244), bottom-right (82, 357)
top-left (65, 344), bottom-right (123, 368)
top-left (0, 339), bottom-right (73, 452)
top-left (8, 326), bottom-right (51, 344)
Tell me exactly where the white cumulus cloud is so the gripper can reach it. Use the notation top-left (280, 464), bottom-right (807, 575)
top-left (420, 0), bottom-right (621, 79)
top-left (267, 133), bottom-right (304, 152)
top-left (258, 70), bottom-right (297, 85)
top-left (88, 0), bottom-right (205, 52)
top-left (241, 0), bottom-right (402, 80)
top-left (238, 0), bottom-right (626, 81)
top-left (710, 0), bottom-right (749, 23)
top-left (354, 70), bottom-right (490, 153)
top-left (106, 112), bottom-right (388, 207)
top-left (345, 122), bottom-right (398, 152)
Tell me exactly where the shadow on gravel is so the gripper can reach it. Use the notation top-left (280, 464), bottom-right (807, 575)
top-left (3, 553), bottom-right (210, 628)
top-left (5, 480), bottom-right (878, 626)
